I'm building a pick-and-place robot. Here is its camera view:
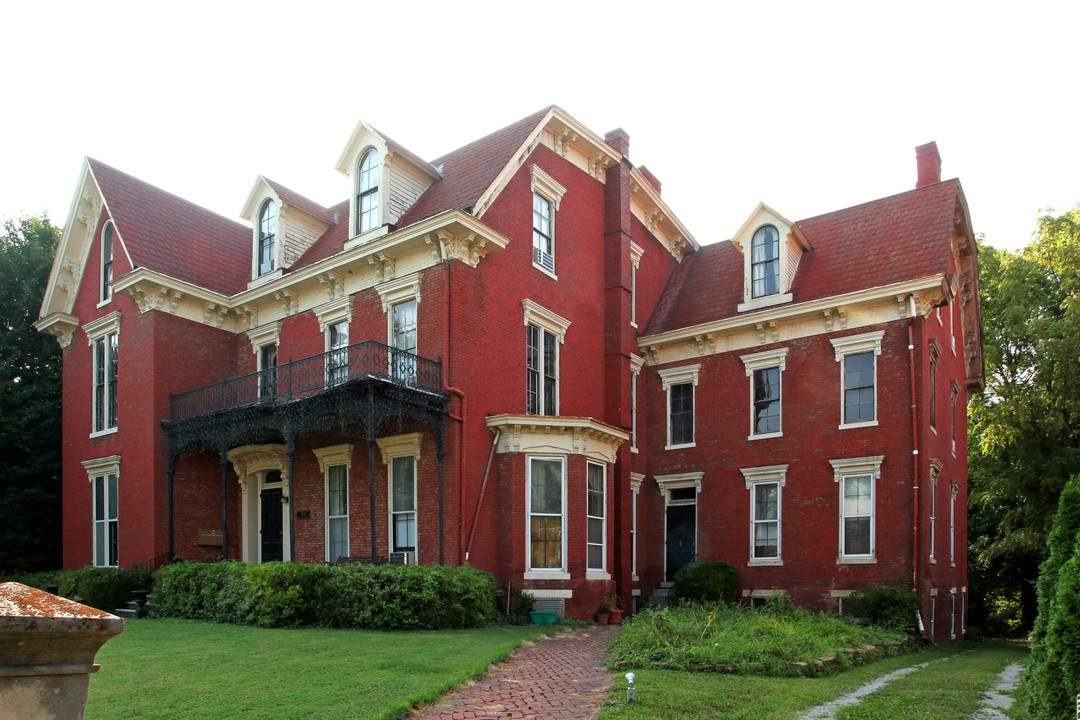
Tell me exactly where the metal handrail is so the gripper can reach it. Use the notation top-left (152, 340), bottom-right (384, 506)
top-left (169, 339), bottom-right (442, 421)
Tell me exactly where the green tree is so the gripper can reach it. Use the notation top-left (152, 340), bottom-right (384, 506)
top-left (968, 204), bottom-right (1080, 631)
top-left (0, 214), bottom-right (62, 571)
top-left (1025, 475), bottom-right (1080, 717)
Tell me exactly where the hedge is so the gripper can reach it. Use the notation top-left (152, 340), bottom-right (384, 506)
top-left (152, 562), bottom-right (498, 630)
top-left (842, 587), bottom-right (920, 631)
top-left (673, 561), bottom-right (738, 604)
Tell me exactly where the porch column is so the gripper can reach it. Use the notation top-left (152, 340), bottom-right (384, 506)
top-left (368, 438), bottom-right (378, 564)
top-left (437, 444), bottom-right (445, 565)
top-left (220, 449), bottom-right (229, 561)
top-left (167, 452), bottom-right (175, 560)
top-left (286, 434), bottom-right (296, 562)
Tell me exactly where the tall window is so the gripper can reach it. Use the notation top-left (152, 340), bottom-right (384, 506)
top-left (390, 455), bottom-right (416, 554)
top-left (950, 480), bottom-right (958, 565)
top-left (259, 344), bottom-right (278, 398)
top-left (327, 465), bottom-right (348, 562)
top-left (669, 383), bottom-right (694, 446)
top-left (630, 368), bottom-right (639, 451)
top-left (841, 474), bottom-right (873, 557)
top-left (526, 324), bottom-right (557, 415)
top-left (391, 300), bottom-right (417, 382)
top-left (101, 221), bottom-right (114, 302)
top-left (753, 367), bottom-right (781, 435)
top-left (327, 320), bottom-right (349, 386)
top-left (843, 352), bottom-right (875, 424)
top-left (929, 342), bottom-right (941, 428)
top-left (356, 149), bottom-right (379, 235)
top-left (587, 462), bottom-right (605, 571)
top-left (753, 482), bottom-right (780, 560)
top-left (751, 225), bottom-right (779, 298)
top-left (93, 473), bottom-right (118, 567)
top-left (831, 331), bottom-right (883, 428)
top-left (258, 199), bottom-right (276, 276)
top-left (93, 332), bottom-right (118, 432)
top-left (929, 476), bottom-right (937, 560)
top-left (528, 457), bottom-right (564, 571)
top-left (951, 380), bottom-right (960, 456)
top-left (532, 193), bottom-right (554, 271)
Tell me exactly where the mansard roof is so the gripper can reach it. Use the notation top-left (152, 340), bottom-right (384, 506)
top-left (89, 159), bottom-right (252, 296)
top-left (646, 179), bottom-right (967, 334)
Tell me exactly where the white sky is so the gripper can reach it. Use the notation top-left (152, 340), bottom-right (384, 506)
top-left (1, 1), bottom-right (1076, 252)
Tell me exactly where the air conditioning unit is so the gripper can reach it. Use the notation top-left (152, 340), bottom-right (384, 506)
top-left (533, 246), bottom-right (554, 271)
top-left (388, 551), bottom-right (412, 566)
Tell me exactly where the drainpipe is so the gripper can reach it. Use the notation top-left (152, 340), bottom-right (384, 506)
top-left (465, 429), bottom-right (500, 562)
top-left (908, 294), bottom-right (921, 595)
top-left (441, 259), bottom-right (467, 565)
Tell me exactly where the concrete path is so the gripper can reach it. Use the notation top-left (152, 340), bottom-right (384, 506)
top-left (411, 625), bottom-right (618, 719)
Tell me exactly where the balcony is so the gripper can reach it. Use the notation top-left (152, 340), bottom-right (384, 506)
top-left (169, 340), bottom-right (444, 423)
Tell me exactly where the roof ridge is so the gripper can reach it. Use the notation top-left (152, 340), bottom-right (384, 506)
top-left (430, 105), bottom-right (554, 166)
top-left (796, 178), bottom-right (960, 225)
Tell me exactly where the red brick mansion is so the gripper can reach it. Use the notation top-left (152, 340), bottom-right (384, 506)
top-left (36, 107), bottom-right (982, 640)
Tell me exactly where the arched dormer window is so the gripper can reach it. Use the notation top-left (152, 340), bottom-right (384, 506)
top-left (356, 149), bottom-right (379, 235)
top-left (258, 199), bottom-right (277, 276)
top-left (751, 225), bottom-right (780, 298)
top-left (101, 221), bottom-right (114, 302)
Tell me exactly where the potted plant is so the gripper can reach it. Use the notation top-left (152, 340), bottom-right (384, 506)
top-left (596, 602), bottom-right (611, 625)
top-left (606, 594), bottom-right (624, 624)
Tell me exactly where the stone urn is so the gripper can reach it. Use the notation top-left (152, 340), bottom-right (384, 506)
top-left (0, 582), bottom-right (124, 720)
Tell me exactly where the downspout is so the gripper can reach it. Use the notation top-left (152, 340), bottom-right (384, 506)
top-left (465, 429), bottom-right (500, 562)
top-left (441, 258), bottom-right (467, 564)
top-left (908, 294), bottom-right (921, 595)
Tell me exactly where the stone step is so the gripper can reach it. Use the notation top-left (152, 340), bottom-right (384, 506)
top-left (111, 608), bottom-right (140, 619)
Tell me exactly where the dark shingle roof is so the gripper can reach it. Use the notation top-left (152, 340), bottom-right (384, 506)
top-left (646, 180), bottom-right (964, 335)
top-left (89, 159), bottom-right (252, 296)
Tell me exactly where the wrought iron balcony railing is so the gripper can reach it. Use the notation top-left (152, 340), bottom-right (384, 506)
top-left (169, 340), bottom-right (442, 422)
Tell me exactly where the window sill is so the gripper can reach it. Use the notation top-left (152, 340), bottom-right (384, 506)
top-left (929, 557), bottom-right (936, 564)
top-left (747, 558), bottom-right (783, 567)
top-left (523, 570), bottom-right (571, 580)
top-left (748, 431), bottom-right (783, 441)
top-left (344, 225), bottom-right (389, 250)
top-left (532, 262), bottom-right (558, 281)
top-left (247, 269), bottom-right (283, 290)
top-left (929, 425), bottom-right (938, 435)
top-left (96, 298), bottom-right (113, 310)
top-left (737, 292), bottom-right (793, 314)
top-left (90, 427), bottom-right (119, 439)
top-left (665, 442), bottom-right (696, 451)
top-left (837, 556), bottom-right (877, 565)
top-left (838, 420), bottom-right (878, 430)
top-left (586, 571), bottom-right (611, 581)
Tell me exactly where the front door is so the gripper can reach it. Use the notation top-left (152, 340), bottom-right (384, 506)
top-left (260, 487), bottom-right (284, 562)
top-left (665, 503), bottom-right (696, 582)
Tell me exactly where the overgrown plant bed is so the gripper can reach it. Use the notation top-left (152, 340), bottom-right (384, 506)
top-left (608, 602), bottom-right (913, 677)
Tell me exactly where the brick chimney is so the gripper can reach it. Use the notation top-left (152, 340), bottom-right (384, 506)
top-left (638, 166), bottom-right (662, 194)
top-left (915, 142), bottom-right (941, 188)
top-left (605, 128), bottom-right (630, 156)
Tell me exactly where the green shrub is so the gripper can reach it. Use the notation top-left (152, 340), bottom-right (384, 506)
top-left (843, 587), bottom-right (920, 631)
top-left (673, 561), bottom-right (737, 603)
top-left (152, 561), bottom-right (497, 630)
top-left (55, 565), bottom-right (154, 612)
top-left (509, 588), bottom-right (535, 624)
top-left (0, 570), bottom-right (66, 591)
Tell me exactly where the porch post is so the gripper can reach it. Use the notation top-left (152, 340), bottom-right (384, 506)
top-left (437, 445), bottom-right (445, 565)
top-left (368, 438), bottom-right (378, 564)
top-left (220, 449), bottom-right (229, 561)
top-left (286, 434), bottom-right (296, 562)
top-left (167, 452), bottom-right (175, 560)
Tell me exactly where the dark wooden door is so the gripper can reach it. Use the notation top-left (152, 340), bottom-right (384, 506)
top-left (665, 504), bottom-right (696, 582)
top-left (260, 487), bottom-right (284, 562)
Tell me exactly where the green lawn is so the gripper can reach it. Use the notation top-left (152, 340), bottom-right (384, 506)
top-left (601, 641), bottom-right (1030, 720)
top-left (86, 618), bottom-right (560, 720)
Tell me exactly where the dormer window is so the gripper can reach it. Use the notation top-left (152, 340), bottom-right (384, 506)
top-left (101, 221), bottom-right (114, 303)
top-left (356, 148), bottom-right (379, 235)
top-left (751, 225), bottom-right (779, 298)
top-left (257, 199), bottom-right (277, 276)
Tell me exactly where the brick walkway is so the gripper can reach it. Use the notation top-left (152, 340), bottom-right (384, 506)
top-left (411, 625), bottom-right (618, 719)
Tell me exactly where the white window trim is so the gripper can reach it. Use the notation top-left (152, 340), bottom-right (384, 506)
top-left (585, 461), bottom-right (609, 580)
top-left (741, 347), bottom-right (788, 440)
top-left (350, 146), bottom-right (388, 244)
top-left (84, 456), bottom-right (121, 568)
top-left (630, 242), bottom-right (644, 328)
top-left (741, 464), bottom-right (787, 566)
top-left (630, 472), bottom-right (643, 580)
top-left (98, 220), bottom-right (115, 307)
top-left (376, 273), bottom-right (422, 313)
top-left (830, 455), bottom-right (883, 563)
top-left (316, 297), bottom-right (352, 336)
top-left (246, 322), bottom-right (282, 356)
top-left (525, 455), bottom-right (570, 579)
top-left (378, 433), bottom-right (422, 562)
top-left (831, 330), bottom-right (884, 429)
top-left (630, 354), bottom-right (644, 453)
top-left (85, 311), bottom-right (121, 438)
top-left (523, 300), bottom-right (570, 417)
top-left (252, 197), bottom-right (284, 283)
top-left (529, 165), bottom-right (566, 278)
top-left (928, 458), bottom-right (943, 563)
top-left (313, 444), bottom-right (353, 564)
top-left (658, 364), bottom-right (700, 450)
top-left (950, 478), bottom-right (960, 567)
